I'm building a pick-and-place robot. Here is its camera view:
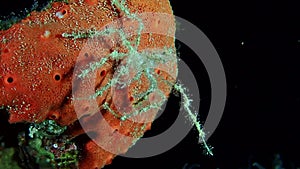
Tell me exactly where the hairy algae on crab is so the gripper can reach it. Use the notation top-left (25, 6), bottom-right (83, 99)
top-left (18, 120), bottom-right (79, 169)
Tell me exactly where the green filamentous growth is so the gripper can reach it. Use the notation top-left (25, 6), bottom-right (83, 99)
top-left (65, 0), bottom-right (213, 156)
top-left (173, 83), bottom-right (213, 156)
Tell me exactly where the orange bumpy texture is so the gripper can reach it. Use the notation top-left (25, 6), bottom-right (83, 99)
top-left (0, 0), bottom-right (176, 168)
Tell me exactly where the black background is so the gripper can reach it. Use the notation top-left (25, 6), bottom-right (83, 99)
top-left (1, 0), bottom-right (300, 168)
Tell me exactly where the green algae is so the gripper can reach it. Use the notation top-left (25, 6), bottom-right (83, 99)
top-left (0, 148), bottom-right (21, 169)
top-left (20, 120), bottom-right (79, 169)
